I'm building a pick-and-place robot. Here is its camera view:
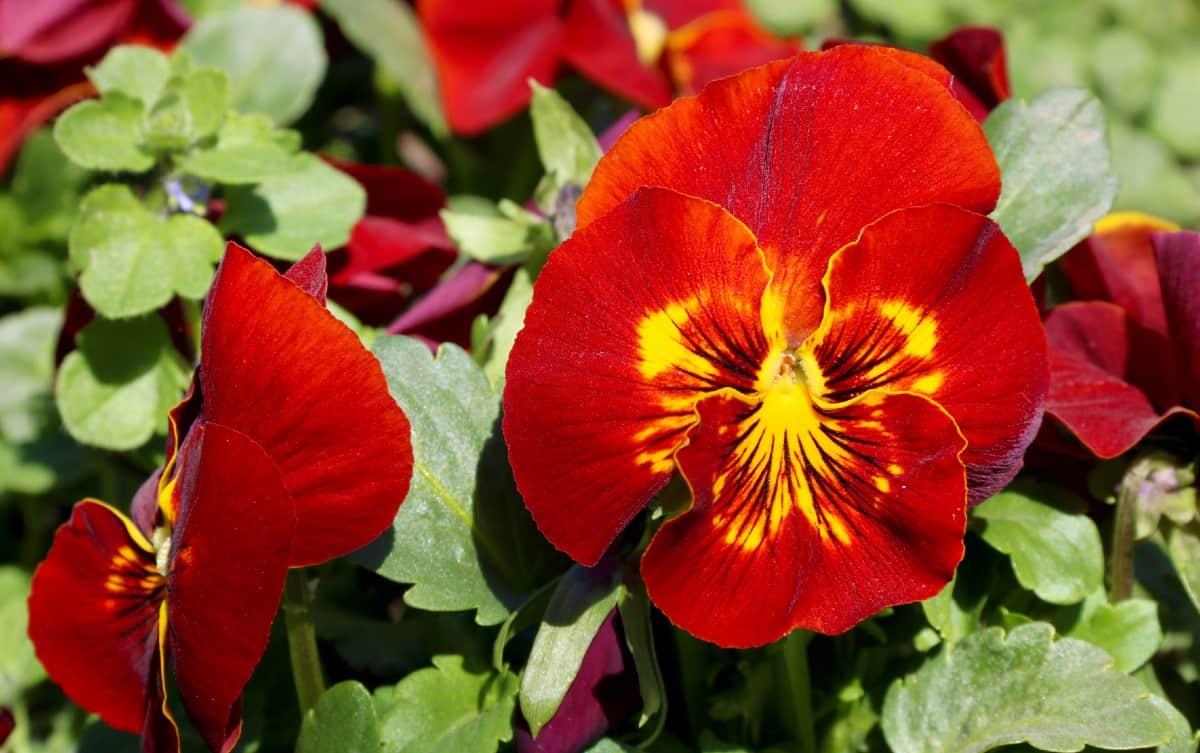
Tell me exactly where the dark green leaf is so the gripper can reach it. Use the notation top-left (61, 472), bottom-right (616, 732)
top-left (10, 128), bottom-right (91, 242)
top-left (619, 575), bottom-right (666, 733)
top-left (297, 681), bottom-right (380, 753)
top-left (1167, 520), bottom-right (1200, 614)
top-left (882, 622), bottom-right (1174, 753)
top-left (985, 88), bottom-right (1118, 281)
top-left (974, 481), bottom-right (1103, 604)
top-left (354, 337), bottom-right (565, 625)
top-left (183, 4), bottom-right (326, 125)
top-left (379, 655), bottom-right (517, 753)
top-left (54, 95), bottom-right (155, 172)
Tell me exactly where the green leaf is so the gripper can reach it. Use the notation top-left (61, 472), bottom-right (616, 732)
top-left (179, 66), bottom-right (230, 140)
top-left (521, 563), bottom-right (625, 737)
top-left (480, 267), bottom-right (533, 387)
top-left (1167, 520), bottom-right (1200, 614)
top-left (920, 543), bottom-right (996, 644)
top-left (973, 481), bottom-right (1104, 604)
top-left (0, 307), bottom-right (61, 442)
top-left (183, 4), bottom-right (326, 125)
top-left (354, 337), bottom-right (565, 625)
top-left (984, 88), bottom-right (1118, 282)
top-left (1066, 597), bottom-right (1162, 673)
top-left (296, 681), bottom-right (380, 753)
top-left (881, 622), bottom-right (1174, 753)
top-left (618, 576), bottom-right (666, 731)
top-left (0, 567), bottom-right (46, 706)
top-left (69, 185), bottom-right (224, 317)
top-left (87, 45), bottom-right (171, 105)
top-left (319, 0), bottom-right (447, 137)
top-left (56, 315), bottom-right (191, 451)
top-left (441, 198), bottom-right (555, 265)
top-left (1089, 29), bottom-right (1158, 118)
top-left (379, 655), bottom-right (517, 753)
top-left (529, 82), bottom-right (602, 209)
top-left (220, 153), bottom-right (365, 260)
top-left (179, 112), bottom-right (301, 184)
top-left (1148, 55), bottom-right (1200, 161)
top-left (11, 128), bottom-right (91, 243)
top-left (54, 95), bottom-right (155, 172)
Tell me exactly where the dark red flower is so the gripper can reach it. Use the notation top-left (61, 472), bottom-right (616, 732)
top-left (418, 0), bottom-right (798, 134)
top-left (503, 47), bottom-right (1047, 646)
top-left (0, 707), bottom-right (13, 747)
top-left (28, 244), bottom-right (413, 752)
top-left (928, 26), bottom-right (1010, 119)
top-left (1044, 216), bottom-right (1200, 458)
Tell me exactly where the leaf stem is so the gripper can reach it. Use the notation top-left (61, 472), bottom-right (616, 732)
top-left (779, 629), bottom-right (816, 753)
top-left (282, 568), bottom-right (325, 714)
top-left (1111, 470), bottom-right (1139, 602)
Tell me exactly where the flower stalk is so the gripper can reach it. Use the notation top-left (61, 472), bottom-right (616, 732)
top-left (283, 568), bottom-right (325, 714)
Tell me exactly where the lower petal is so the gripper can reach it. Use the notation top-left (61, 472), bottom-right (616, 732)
top-left (166, 422), bottom-right (295, 753)
top-left (642, 389), bottom-right (967, 646)
top-left (27, 501), bottom-right (166, 736)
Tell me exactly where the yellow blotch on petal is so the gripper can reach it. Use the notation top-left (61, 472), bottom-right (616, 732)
top-left (627, 7), bottom-right (669, 65)
top-left (636, 299), bottom-right (719, 381)
top-left (911, 371), bottom-right (946, 394)
top-left (879, 300), bottom-right (938, 358)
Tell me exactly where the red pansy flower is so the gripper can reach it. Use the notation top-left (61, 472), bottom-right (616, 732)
top-left (503, 47), bottom-right (1048, 647)
top-left (1044, 214), bottom-right (1200, 458)
top-left (0, 707), bottom-right (12, 747)
top-left (418, 0), bottom-right (798, 135)
top-left (28, 244), bottom-right (412, 752)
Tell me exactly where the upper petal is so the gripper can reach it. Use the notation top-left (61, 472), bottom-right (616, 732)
top-left (561, 0), bottom-right (674, 110)
top-left (577, 45), bottom-right (999, 337)
top-left (664, 9), bottom-right (800, 96)
top-left (1153, 230), bottom-right (1200, 410)
top-left (199, 243), bottom-right (413, 566)
top-left (643, 387), bottom-right (967, 646)
top-left (503, 188), bottom-right (777, 565)
top-left (166, 422), bottom-right (294, 753)
top-left (27, 501), bottom-right (167, 737)
top-left (799, 205), bottom-right (1047, 504)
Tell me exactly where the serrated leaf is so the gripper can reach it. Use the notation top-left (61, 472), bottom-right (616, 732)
top-left (55, 315), bottom-right (191, 451)
top-left (985, 88), bottom-right (1118, 282)
top-left (521, 563), bottom-right (625, 737)
top-left (87, 45), bottom-right (171, 106)
top-left (54, 95), bottom-right (155, 172)
top-left (974, 481), bottom-right (1103, 604)
top-left (296, 681), bottom-right (380, 753)
top-left (183, 4), bottom-right (326, 125)
top-left (1066, 597), bottom-right (1162, 673)
top-left (1167, 520), bottom-right (1200, 614)
top-left (529, 82), bottom-right (602, 210)
top-left (380, 655), bottom-right (517, 753)
top-left (353, 337), bottom-right (565, 625)
top-left (179, 111), bottom-right (300, 184)
top-left (220, 153), bottom-right (365, 260)
top-left (319, 0), bottom-right (447, 137)
top-left (0, 567), bottom-right (45, 706)
top-left (69, 184), bottom-right (224, 317)
top-left (882, 622), bottom-right (1173, 753)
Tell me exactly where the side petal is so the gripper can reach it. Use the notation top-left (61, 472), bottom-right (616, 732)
top-left (1154, 230), bottom-right (1200, 410)
top-left (166, 422), bottom-right (294, 753)
top-left (199, 243), bottom-right (413, 566)
top-left (418, 0), bottom-right (564, 134)
top-left (799, 205), bottom-right (1047, 504)
top-left (27, 501), bottom-right (167, 736)
top-left (561, 0), bottom-right (674, 110)
top-left (385, 260), bottom-right (512, 349)
top-left (578, 45), bottom-right (999, 338)
top-left (928, 26), bottom-right (1011, 111)
top-left (324, 158), bottom-right (446, 221)
top-left (504, 188), bottom-right (777, 565)
top-left (643, 389), bottom-right (967, 646)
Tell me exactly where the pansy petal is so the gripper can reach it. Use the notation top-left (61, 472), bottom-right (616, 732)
top-left (665, 9), bottom-right (799, 95)
top-left (561, 0), bottom-right (673, 110)
top-left (0, 0), bottom-right (135, 64)
top-left (928, 26), bottom-right (1010, 111)
top-left (418, 0), bottom-right (563, 134)
top-left (199, 243), bottom-right (412, 566)
top-left (1154, 230), bottom-right (1200, 410)
top-left (1060, 212), bottom-right (1178, 334)
top-left (387, 260), bottom-right (512, 349)
top-left (504, 188), bottom-right (776, 565)
top-left (578, 46), bottom-right (999, 338)
top-left (324, 158), bottom-right (446, 221)
top-left (643, 388), bottom-right (967, 646)
top-left (166, 422), bottom-right (294, 753)
top-left (798, 205), bottom-right (1046, 503)
top-left (284, 246), bottom-right (328, 303)
top-left (28, 501), bottom-right (166, 736)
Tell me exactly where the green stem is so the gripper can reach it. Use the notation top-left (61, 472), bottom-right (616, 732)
top-left (282, 569), bottom-right (325, 714)
top-left (1111, 473), bottom-right (1138, 602)
top-left (672, 628), bottom-right (707, 743)
top-left (780, 630), bottom-right (816, 753)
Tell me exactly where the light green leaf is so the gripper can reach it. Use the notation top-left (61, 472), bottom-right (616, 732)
top-left (220, 153), bottom-right (365, 260)
top-left (0, 307), bottom-right (61, 441)
top-left (521, 563), bottom-right (625, 737)
top-left (480, 267), bottom-right (532, 388)
top-left (441, 199), bottom-right (554, 265)
top-left (297, 681), bottom-right (380, 753)
top-left (530, 82), bottom-right (602, 209)
top-left (11, 129), bottom-right (91, 242)
top-left (1148, 55), bottom-right (1200, 161)
top-left (353, 337), bottom-right (565, 625)
top-left (985, 88), bottom-right (1118, 282)
top-left (882, 622), bottom-right (1173, 753)
top-left (179, 66), bottom-right (230, 139)
top-left (319, 0), bottom-right (447, 137)
top-left (380, 655), bottom-right (517, 753)
top-left (974, 481), bottom-right (1103, 604)
top-left (183, 4), bottom-right (326, 125)
top-left (56, 316), bottom-right (191, 451)
top-left (1066, 597), bottom-right (1162, 673)
top-left (179, 112), bottom-right (301, 184)
top-left (1146, 694), bottom-right (1196, 753)
top-left (1167, 520), bottom-right (1200, 614)
top-left (0, 567), bottom-right (45, 706)
top-left (54, 95), bottom-right (155, 172)
top-left (69, 185), bottom-right (224, 318)
top-left (920, 548), bottom-right (994, 645)
top-left (1090, 29), bottom-right (1158, 118)
top-left (87, 45), bottom-right (171, 105)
